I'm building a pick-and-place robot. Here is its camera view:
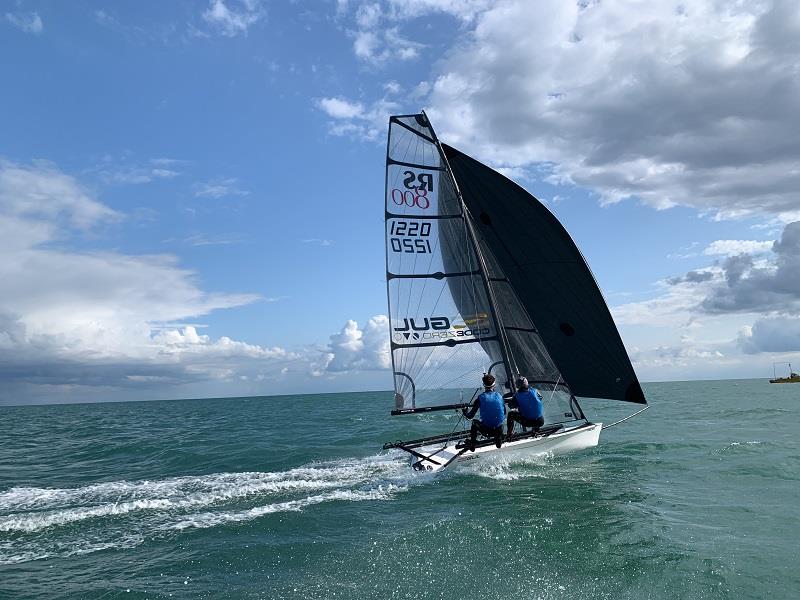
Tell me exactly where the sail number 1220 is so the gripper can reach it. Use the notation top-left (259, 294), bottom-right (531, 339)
top-left (390, 221), bottom-right (432, 254)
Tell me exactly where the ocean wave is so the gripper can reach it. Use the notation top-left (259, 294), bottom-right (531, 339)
top-left (713, 441), bottom-right (763, 454)
top-left (0, 453), bottom-right (414, 564)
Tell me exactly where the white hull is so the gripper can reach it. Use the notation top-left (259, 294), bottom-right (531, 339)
top-left (412, 422), bottom-right (602, 472)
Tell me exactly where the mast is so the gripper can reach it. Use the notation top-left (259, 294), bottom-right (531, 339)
top-left (424, 111), bottom-right (517, 391)
top-left (383, 121), bottom-right (404, 409)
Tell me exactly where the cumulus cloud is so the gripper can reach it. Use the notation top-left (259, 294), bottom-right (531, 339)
top-left (202, 0), bottom-right (264, 37)
top-left (738, 316), bottom-right (800, 354)
top-left (702, 222), bottom-right (800, 313)
top-left (318, 97), bottom-right (365, 120)
top-left (5, 12), bottom-right (43, 34)
top-left (612, 221), bottom-right (800, 374)
top-left (0, 161), bottom-right (297, 400)
top-left (330, 1), bottom-right (800, 220)
top-left (618, 222), bottom-right (800, 324)
top-left (371, 0), bottom-right (800, 221)
top-left (0, 159), bottom-right (398, 401)
top-left (323, 316), bottom-right (391, 373)
top-left (322, 0), bottom-right (800, 223)
top-left (665, 270), bottom-right (716, 286)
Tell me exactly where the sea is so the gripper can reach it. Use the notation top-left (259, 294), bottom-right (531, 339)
top-left (0, 378), bottom-right (798, 599)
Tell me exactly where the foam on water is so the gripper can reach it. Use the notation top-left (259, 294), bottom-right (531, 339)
top-left (0, 453), bottom-right (413, 564)
top-left (166, 485), bottom-right (405, 531)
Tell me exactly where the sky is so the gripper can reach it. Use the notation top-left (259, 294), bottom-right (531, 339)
top-left (1, 0), bottom-right (799, 404)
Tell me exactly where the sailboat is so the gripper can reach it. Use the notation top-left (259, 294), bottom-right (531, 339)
top-left (381, 112), bottom-right (648, 472)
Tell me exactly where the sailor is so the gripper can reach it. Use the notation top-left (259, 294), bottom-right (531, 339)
top-left (506, 376), bottom-right (545, 438)
top-left (462, 373), bottom-right (505, 451)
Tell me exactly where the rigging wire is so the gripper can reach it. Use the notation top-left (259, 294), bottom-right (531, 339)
top-left (601, 405), bottom-right (650, 430)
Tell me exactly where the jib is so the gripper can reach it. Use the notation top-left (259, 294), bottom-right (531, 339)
top-left (403, 170), bottom-right (434, 192)
top-left (393, 317), bottom-right (450, 331)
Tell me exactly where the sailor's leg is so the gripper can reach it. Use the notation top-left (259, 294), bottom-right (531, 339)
top-left (494, 427), bottom-right (503, 448)
top-left (468, 420), bottom-right (479, 451)
top-left (506, 412), bottom-right (519, 439)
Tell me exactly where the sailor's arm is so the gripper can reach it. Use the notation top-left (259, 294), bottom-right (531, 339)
top-left (462, 398), bottom-right (479, 419)
top-left (504, 391), bottom-right (518, 409)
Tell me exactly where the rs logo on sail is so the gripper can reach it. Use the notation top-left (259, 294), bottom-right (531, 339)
top-left (390, 170), bottom-right (435, 210)
top-left (402, 170), bottom-right (433, 192)
top-left (393, 317), bottom-right (491, 342)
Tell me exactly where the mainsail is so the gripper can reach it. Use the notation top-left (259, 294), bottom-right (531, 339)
top-left (384, 112), bottom-right (645, 421)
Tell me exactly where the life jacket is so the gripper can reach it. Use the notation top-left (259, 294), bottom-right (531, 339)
top-left (515, 389), bottom-right (543, 420)
top-left (478, 390), bottom-right (505, 428)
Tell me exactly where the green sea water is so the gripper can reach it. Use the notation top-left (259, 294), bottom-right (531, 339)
top-left (1, 379), bottom-right (798, 599)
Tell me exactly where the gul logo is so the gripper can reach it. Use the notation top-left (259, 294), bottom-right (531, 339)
top-left (393, 317), bottom-right (491, 342)
top-left (393, 317), bottom-right (449, 341)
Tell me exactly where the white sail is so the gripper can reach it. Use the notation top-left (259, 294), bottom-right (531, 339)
top-left (384, 114), bottom-right (507, 412)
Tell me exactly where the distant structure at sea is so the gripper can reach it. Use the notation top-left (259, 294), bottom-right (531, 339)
top-left (769, 361), bottom-right (800, 384)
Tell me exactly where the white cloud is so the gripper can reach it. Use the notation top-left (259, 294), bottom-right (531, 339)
top-left (383, 80), bottom-right (402, 95)
top-left (5, 12), bottom-right (43, 34)
top-left (738, 316), bottom-right (800, 354)
top-left (0, 161), bottom-right (398, 402)
top-left (202, 0), bottom-right (264, 37)
top-left (343, 1), bottom-right (433, 64)
top-left (317, 97), bottom-right (365, 120)
top-left (324, 316), bottom-right (391, 373)
top-left (97, 164), bottom-right (180, 185)
top-left (317, 96), bottom-right (400, 141)
top-left (703, 239), bottom-right (774, 257)
top-left (384, 0), bottom-right (492, 21)
top-left (179, 233), bottom-right (245, 247)
top-left (616, 223), bottom-right (800, 323)
top-left (194, 178), bottom-right (249, 199)
top-left (301, 238), bottom-right (334, 247)
top-left (608, 221), bottom-right (800, 379)
top-left (0, 160), bottom-right (120, 229)
top-left (612, 272), bottom-right (720, 328)
top-left (411, 0), bottom-right (800, 221)
top-left (0, 161), bottom-right (294, 400)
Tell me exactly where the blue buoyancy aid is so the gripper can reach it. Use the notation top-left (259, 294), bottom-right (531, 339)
top-left (478, 391), bottom-right (505, 428)
top-left (515, 389), bottom-right (543, 420)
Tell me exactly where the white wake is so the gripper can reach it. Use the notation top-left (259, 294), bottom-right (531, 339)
top-left (0, 453), bottom-right (413, 565)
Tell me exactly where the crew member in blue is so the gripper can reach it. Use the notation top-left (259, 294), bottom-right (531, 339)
top-left (506, 376), bottom-right (545, 438)
top-left (462, 373), bottom-right (505, 451)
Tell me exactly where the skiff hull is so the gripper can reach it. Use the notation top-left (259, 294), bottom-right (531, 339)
top-left (412, 422), bottom-right (602, 473)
